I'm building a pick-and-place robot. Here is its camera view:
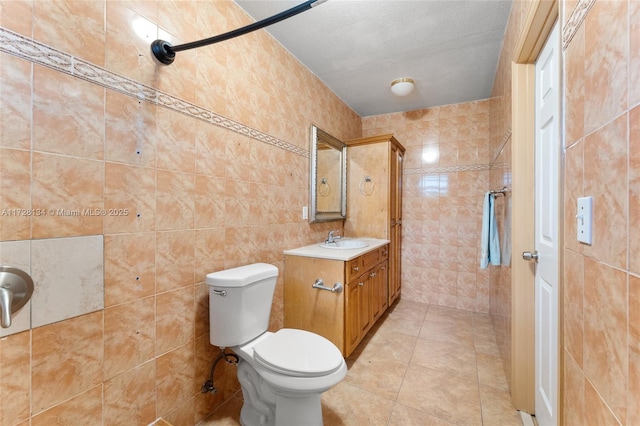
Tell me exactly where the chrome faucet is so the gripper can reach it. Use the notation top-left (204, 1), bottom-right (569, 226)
top-left (325, 230), bottom-right (341, 244)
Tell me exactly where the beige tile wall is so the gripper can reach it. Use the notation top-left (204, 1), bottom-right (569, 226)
top-left (485, 0), bottom-right (533, 388)
top-left (486, 1), bottom-right (640, 418)
top-left (362, 100), bottom-right (496, 313)
top-left (562, 0), bottom-right (640, 424)
top-left (0, 1), bottom-right (360, 424)
top-left (485, 0), bottom-right (640, 420)
top-left (2, 0), bottom-right (635, 424)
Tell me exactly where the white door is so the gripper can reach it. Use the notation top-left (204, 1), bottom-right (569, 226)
top-left (531, 22), bottom-right (560, 426)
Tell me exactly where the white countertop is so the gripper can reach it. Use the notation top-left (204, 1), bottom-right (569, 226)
top-left (283, 238), bottom-right (390, 261)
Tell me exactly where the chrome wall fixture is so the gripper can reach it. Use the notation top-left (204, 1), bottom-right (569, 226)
top-left (489, 186), bottom-right (510, 197)
top-left (0, 266), bottom-right (34, 328)
top-left (312, 278), bottom-right (343, 293)
top-left (359, 176), bottom-right (375, 196)
top-left (151, 0), bottom-right (328, 65)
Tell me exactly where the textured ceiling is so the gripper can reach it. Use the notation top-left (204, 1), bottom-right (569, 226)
top-left (235, 0), bottom-right (513, 117)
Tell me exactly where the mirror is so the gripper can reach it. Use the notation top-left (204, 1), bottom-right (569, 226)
top-left (309, 125), bottom-right (347, 222)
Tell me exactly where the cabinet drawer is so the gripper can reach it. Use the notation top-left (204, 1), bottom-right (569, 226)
top-left (346, 258), bottom-right (362, 282)
top-left (361, 248), bottom-right (380, 272)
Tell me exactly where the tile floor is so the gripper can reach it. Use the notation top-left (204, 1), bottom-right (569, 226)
top-left (199, 299), bottom-right (522, 425)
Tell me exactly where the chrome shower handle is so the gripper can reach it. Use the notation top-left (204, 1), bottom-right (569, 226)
top-left (0, 266), bottom-right (34, 328)
top-left (0, 287), bottom-right (13, 328)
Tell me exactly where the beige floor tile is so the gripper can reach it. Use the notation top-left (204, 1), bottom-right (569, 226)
top-left (376, 309), bottom-right (426, 337)
top-left (476, 352), bottom-right (509, 391)
top-left (474, 331), bottom-right (502, 356)
top-left (392, 298), bottom-right (431, 314)
top-left (344, 351), bottom-right (409, 401)
top-left (397, 364), bottom-right (483, 426)
top-left (479, 385), bottom-right (522, 426)
top-left (388, 402), bottom-right (457, 425)
top-left (353, 327), bottom-right (418, 363)
top-left (426, 305), bottom-right (475, 324)
top-left (322, 381), bottom-right (395, 426)
top-left (410, 338), bottom-right (478, 381)
top-left (418, 318), bottom-right (476, 348)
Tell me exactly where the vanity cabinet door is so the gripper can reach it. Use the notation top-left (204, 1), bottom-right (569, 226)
top-left (371, 261), bottom-right (388, 322)
top-left (358, 275), bottom-right (372, 336)
top-left (284, 256), bottom-right (345, 353)
top-left (345, 280), bottom-right (361, 355)
top-left (345, 271), bottom-right (372, 355)
top-left (388, 142), bottom-right (403, 307)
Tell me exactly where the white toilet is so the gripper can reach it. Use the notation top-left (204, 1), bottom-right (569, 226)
top-left (206, 263), bottom-right (347, 426)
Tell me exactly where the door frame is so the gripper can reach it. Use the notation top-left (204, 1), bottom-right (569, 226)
top-left (510, 0), bottom-right (561, 416)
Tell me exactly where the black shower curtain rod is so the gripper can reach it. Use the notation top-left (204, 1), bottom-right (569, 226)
top-left (151, 0), bottom-right (327, 65)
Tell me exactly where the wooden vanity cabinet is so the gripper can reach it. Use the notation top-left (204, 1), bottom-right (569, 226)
top-left (345, 134), bottom-right (405, 307)
top-left (345, 258), bottom-right (388, 355)
top-left (284, 244), bottom-right (389, 357)
top-left (371, 260), bottom-right (388, 321)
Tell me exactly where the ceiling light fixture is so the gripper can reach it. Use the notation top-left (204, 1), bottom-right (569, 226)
top-left (390, 78), bottom-right (415, 96)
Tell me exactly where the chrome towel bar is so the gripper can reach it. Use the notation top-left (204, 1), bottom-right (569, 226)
top-left (489, 186), bottom-right (510, 197)
top-left (312, 278), bottom-right (343, 293)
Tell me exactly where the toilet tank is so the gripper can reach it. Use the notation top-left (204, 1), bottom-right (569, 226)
top-left (206, 263), bottom-right (278, 348)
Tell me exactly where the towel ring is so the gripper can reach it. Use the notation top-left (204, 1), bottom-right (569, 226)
top-left (318, 178), bottom-right (331, 196)
top-left (359, 176), bottom-right (375, 196)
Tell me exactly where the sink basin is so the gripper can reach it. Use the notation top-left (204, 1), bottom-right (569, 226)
top-left (319, 239), bottom-right (369, 249)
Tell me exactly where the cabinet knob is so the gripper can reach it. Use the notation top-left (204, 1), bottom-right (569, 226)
top-left (369, 272), bottom-right (377, 277)
top-left (358, 282), bottom-right (364, 287)
top-left (353, 266), bottom-right (359, 272)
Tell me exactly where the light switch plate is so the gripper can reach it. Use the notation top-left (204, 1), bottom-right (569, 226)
top-left (577, 196), bottom-right (592, 244)
top-left (302, 206), bottom-right (308, 220)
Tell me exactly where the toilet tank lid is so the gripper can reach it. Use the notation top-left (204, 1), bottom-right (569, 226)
top-left (206, 263), bottom-right (278, 288)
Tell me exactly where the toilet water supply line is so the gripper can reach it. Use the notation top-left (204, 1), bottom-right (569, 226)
top-left (151, 0), bottom-right (328, 65)
top-left (201, 348), bottom-right (239, 394)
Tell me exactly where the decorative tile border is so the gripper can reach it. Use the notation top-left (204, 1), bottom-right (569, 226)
top-left (0, 27), bottom-right (309, 158)
top-left (491, 161), bottom-right (511, 170)
top-left (490, 126), bottom-right (512, 168)
top-left (405, 164), bottom-right (491, 175)
top-left (562, 0), bottom-right (596, 51)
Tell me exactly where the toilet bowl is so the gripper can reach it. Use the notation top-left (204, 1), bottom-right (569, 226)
top-left (206, 263), bottom-right (347, 426)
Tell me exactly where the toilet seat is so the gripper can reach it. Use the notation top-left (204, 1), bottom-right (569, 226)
top-left (252, 329), bottom-right (344, 377)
